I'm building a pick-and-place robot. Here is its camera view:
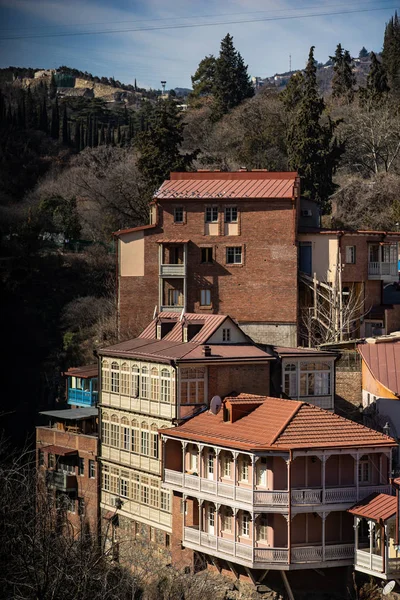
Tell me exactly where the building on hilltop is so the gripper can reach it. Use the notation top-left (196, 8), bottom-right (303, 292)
top-left (115, 170), bottom-right (300, 347)
top-left (36, 365), bottom-right (100, 539)
top-left (97, 311), bottom-right (337, 561)
top-left (160, 393), bottom-right (396, 586)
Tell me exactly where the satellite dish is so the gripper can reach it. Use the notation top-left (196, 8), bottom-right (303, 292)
top-left (209, 396), bottom-right (222, 415)
top-left (383, 581), bottom-right (396, 595)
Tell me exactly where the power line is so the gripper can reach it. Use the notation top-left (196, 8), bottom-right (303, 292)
top-left (0, 0), bottom-right (394, 32)
top-left (0, 5), bottom-right (398, 41)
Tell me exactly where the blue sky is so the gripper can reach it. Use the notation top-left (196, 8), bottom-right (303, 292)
top-left (0, 0), bottom-right (395, 89)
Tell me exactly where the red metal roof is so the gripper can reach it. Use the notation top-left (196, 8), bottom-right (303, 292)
top-left (139, 312), bottom-right (229, 343)
top-left (273, 346), bottom-right (337, 358)
top-left (161, 395), bottom-right (396, 452)
top-left (357, 341), bottom-right (400, 396)
top-left (113, 223), bottom-right (157, 237)
top-left (348, 493), bottom-right (397, 522)
top-left (64, 364), bottom-right (98, 378)
top-left (169, 171), bottom-right (298, 180)
top-left (155, 173), bottom-right (298, 200)
top-left (157, 239), bottom-right (190, 244)
top-left (41, 445), bottom-right (78, 456)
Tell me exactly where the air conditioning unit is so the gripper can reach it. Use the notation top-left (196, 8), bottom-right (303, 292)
top-left (301, 209), bottom-right (312, 217)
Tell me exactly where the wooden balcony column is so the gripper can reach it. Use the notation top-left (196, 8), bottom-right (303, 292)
top-left (351, 452), bottom-right (360, 500)
top-left (251, 455), bottom-right (256, 503)
top-left (233, 507), bottom-right (238, 555)
top-left (215, 502), bottom-right (221, 553)
top-left (182, 440), bottom-right (187, 475)
top-left (317, 511), bottom-right (329, 562)
top-left (233, 452), bottom-right (238, 489)
top-left (368, 520), bottom-right (374, 570)
top-left (196, 442), bottom-right (203, 477)
top-left (198, 498), bottom-right (204, 536)
top-left (321, 455), bottom-right (327, 504)
top-left (216, 448), bottom-right (220, 483)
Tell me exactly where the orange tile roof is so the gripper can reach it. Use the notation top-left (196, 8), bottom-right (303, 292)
top-left (161, 395), bottom-right (396, 452)
top-left (348, 493), bottom-right (397, 522)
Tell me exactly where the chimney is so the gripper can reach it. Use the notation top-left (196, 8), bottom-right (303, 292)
top-left (202, 345), bottom-right (212, 357)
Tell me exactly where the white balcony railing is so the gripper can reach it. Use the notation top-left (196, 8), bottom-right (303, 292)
top-left (355, 549), bottom-right (384, 572)
top-left (368, 262), bottom-right (398, 279)
top-left (163, 469), bottom-right (288, 507)
top-left (159, 264), bottom-right (186, 277)
top-left (292, 544), bottom-right (353, 563)
top-left (164, 470), bottom-right (391, 508)
top-left (183, 527), bottom-right (288, 564)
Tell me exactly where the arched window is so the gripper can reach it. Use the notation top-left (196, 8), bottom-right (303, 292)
top-left (131, 419), bottom-right (139, 453)
top-left (121, 416), bottom-right (130, 451)
top-left (284, 363), bottom-right (297, 397)
top-left (141, 366), bottom-right (149, 398)
top-left (102, 360), bottom-right (110, 392)
top-left (132, 365), bottom-right (139, 398)
top-left (111, 361), bottom-right (120, 393)
top-left (140, 421), bottom-right (149, 455)
top-left (101, 411), bottom-right (110, 446)
top-left (110, 414), bottom-right (119, 448)
top-left (161, 368), bottom-right (171, 403)
top-left (121, 362), bottom-right (130, 396)
top-left (151, 367), bottom-right (159, 401)
top-left (150, 423), bottom-right (159, 459)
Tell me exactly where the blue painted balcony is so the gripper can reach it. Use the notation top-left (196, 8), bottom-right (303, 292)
top-left (67, 387), bottom-right (98, 407)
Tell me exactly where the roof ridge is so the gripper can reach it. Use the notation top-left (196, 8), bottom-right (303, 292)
top-left (269, 399), bottom-right (304, 445)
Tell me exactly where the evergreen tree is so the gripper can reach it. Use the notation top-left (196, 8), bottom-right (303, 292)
top-left (190, 55), bottom-right (217, 99)
top-left (134, 78), bottom-right (137, 91)
top-left (49, 72), bottom-right (57, 99)
top-left (62, 103), bottom-right (68, 145)
top-left (99, 123), bottom-right (105, 145)
top-left (25, 86), bottom-right (34, 128)
top-left (359, 46), bottom-right (369, 59)
top-left (106, 122), bottom-right (111, 145)
top-left (117, 121), bottom-right (121, 145)
top-left (124, 104), bottom-right (128, 125)
top-left (366, 52), bottom-right (390, 101)
top-left (92, 117), bottom-right (98, 147)
top-left (136, 99), bottom-right (197, 191)
top-left (50, 97), bottom-right (60, 139)
top-left (74, 119), bottom-right (81, 151)
top-left (382, 11), bottom-right (400, 93)
top-left (331, 44), bottom-right (356, 103)
top-left (40, 96), bottom-right (48, 133)
top-left (282, 46), bottom-right (344, 212)
top-left (212, 34), bottom-right (254, 119)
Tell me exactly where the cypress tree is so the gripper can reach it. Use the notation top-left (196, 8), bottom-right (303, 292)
top-left (367, 52), bottom-right (390, 101)
top-left (50, 97), bottom-right (59, 139)
top-left (25, 86), bottom-right (34, 128)
top-left (331, 43), bottom-right (356, 103)
top-left (382, 11), bottom-right (400, 93)
top-left (40, 96), bottom-right (48, 133)
top-left (281, 46), bottom-right (344, 213)
top-left (74, 119), bottom-right (81, 151)
top-left (99, 123), bottom-right (105, 145)
top-left (62, 103), bottom-right (68, 145)
top-left (134, 78), bottom-right (137, 91)
top-left (49, 72), bottom-right (57, 99)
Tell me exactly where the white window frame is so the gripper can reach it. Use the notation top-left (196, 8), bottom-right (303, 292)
top-left (239, 457), bottom-right (249, 482)
top-left (358, 457), bottom-right (371, 483)
top-left (102, 360), bottom-right (110, 392)
top-left (111, 362), bottom-right (120, 393)
top-left (132, 365), bottom-right (140, 398)
top-left (345, 245), bottom-right (356, 264)
top-left (222, 454), bottom-right (232, 478)
top-left (284, 363), bottom-right (298, 397)
top-left (160, 369), bottom-right (171, 403)
top-left (120, 362), bottom-right (130, 396)
top-left (241, 513), bottom-right (250, 537)
top-left (141, 366), bottom-right (149, 398)
top-left (180, 367), bottom-right (205, 404)
top-left (257, 516), bottom-right (268, 541)
top-left (151, 367), bottom-right (159, 401)
top-left (225, 206), bottom-right (238, 223)
top-left (300, 362), bottom-right (331, 397)
top-left (205, 206), bottom-right (218, 223)
top-left (226, 246), bottom-right (242, 264)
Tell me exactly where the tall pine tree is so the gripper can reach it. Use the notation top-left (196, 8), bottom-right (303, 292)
top-left (331, 43), bottom-right (356, 103)
top-left (382, 11), bottom-right (400, 93)
top-left (282, 46), bottom-right (344, 213)
top-left (366, 52), bottom-right (390, 102)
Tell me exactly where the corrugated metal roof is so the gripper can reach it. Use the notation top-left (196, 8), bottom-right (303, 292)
top-left (139, 313), bottom-right (228, 343)
top-left (348, 493), bottom-right (397, 522)
top-left (182, 344), bottom-right (271, 360)
top-left (39, 408), bottom-right (98, 420)
top-left (161, 396), bottom-right (396, 451)
top-left (273, 346), bottom-right (337, 358)
top-left (156, 239), bottom-right (190, 243)
top-left (357, 341), bottom-right (400, 396)
top-left (155, 178), bottom-right (296, 200)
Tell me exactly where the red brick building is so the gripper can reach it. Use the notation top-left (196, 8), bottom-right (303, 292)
top-left (116, 170), bottom-right (300, 346)
top-left (36, 366), bottom-right (100, 539)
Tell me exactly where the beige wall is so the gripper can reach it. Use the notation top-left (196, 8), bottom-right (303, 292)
top-left (119, 231), bottom-right (145, 277)
top-left (207, 319), bottom-right (249, 344)
top-left (298, 233), bottom-right (338, 283)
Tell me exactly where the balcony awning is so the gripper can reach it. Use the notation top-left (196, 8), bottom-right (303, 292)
top-left (41, 445), bottom-right (78, 456)
top-left (348, 493), bottom-right (397, 522)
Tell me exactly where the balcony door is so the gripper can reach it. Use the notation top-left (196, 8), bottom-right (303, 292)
top-left (207, 505), bottom-right (215, 535)
top-left (207, 452), bottom-right (214, 480)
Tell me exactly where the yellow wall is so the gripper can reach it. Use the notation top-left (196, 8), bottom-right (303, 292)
top-left (119, 230), bottom-right (145, 277)
top-left (298, 233), bottom-right (338, 283)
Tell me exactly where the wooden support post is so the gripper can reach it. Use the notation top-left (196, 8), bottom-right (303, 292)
top-left (281, 571), bottom-right (295, 600)
top-left (244, 567), bottom-right (257, 586)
